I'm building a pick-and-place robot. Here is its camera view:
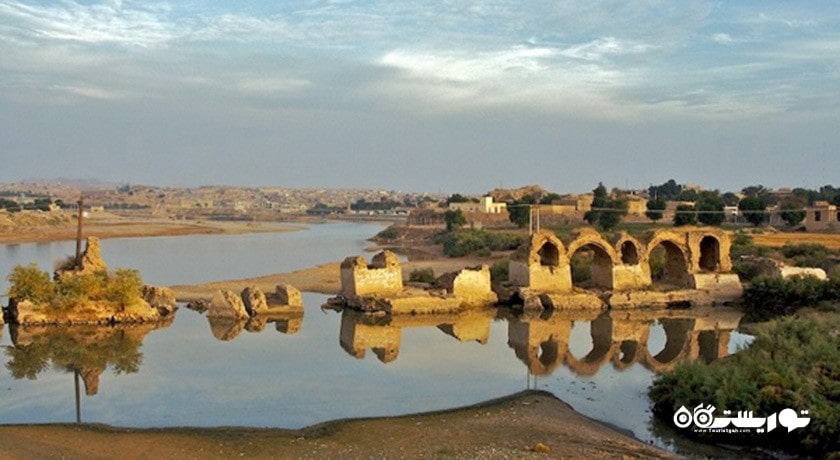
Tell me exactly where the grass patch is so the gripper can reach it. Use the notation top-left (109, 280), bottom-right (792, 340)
top-left (649, 313), bottom-right (840, 457)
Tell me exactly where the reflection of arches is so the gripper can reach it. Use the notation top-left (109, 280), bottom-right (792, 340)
top-left (642, 319), bottom-right (693, 372)
top-left (620, 241), bottom-right (640, 265)
top-left (611, 341), bottom-right (640, 371)
top-left (697, 330), bottom-right (731, 363)
top-left (565, 316), bottom-right (615, 376)
top-left (648, 240), bottom-right (690, 288)
top-left (538, 241), bottom-right (560, 267)
top-left (698, 236), bottom-right (721, 271)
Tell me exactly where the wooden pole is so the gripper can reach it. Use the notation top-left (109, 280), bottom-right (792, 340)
top-left (75, 198), bottom-right (84, 269)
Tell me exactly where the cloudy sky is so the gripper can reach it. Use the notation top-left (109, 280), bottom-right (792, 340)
top-left (1, 1), bottom-right (838, 193)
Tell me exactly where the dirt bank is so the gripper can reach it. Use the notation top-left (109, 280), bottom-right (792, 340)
top-left (0, 214), bottom-right (302, 245)
top-left (0, 391), bottom-right (672, 459)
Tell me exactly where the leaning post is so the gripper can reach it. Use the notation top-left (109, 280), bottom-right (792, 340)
top-left (75, 197), bottom-right (84, 269)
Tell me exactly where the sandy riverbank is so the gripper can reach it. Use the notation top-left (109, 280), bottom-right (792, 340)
top-left (0, 214), bottom-right (303, 245)
top-left (0, 391), bottom-right (672, 459)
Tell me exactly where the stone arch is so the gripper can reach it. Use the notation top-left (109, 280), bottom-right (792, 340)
top-left (620, 241), bottom-right (640, 265)
top-left (566, 234), bottom-right (619, 290)
top-left (645, 236), bottom-right (691, 289)
top-left (538, 240), bottom-right (561, 267)
top-left (698, 235), bottom-right (721, 272)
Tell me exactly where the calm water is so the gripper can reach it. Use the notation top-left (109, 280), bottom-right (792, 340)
top-left (0, 222), bottom-right (751, 452)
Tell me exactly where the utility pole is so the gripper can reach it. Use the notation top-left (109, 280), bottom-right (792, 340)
top-left (75, 197), bottom-right (84, 269)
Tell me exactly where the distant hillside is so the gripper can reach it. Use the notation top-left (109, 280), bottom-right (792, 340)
top-left (488, 185), bottom-right (550, 202)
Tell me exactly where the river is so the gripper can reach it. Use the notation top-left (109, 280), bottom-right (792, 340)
top-left (0, 222), bottom-right (750, 454)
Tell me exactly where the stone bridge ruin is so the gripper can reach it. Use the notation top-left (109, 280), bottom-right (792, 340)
top-left (508, 227), bottom-right (742, 309)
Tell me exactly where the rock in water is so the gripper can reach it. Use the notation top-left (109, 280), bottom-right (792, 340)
top-left (142, 286), bottom-right (178, 316)
top-left (275, 283), bottom-right (303, 307)
top-left (208, 290), bottom-right (249, 320)
top-left (241, 286), bottom-right (268, 316)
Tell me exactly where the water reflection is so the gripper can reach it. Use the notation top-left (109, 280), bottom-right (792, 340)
top-left (338, 309), bottom-right (498, 363)
top-left (207, 312), bottom-right (303, 341)
top-left (334, 306), bottom-right (742, 375)
top-left (5, 322), bottom-right (171, 393)
top-left (4, 321), bottom-right (171, 422)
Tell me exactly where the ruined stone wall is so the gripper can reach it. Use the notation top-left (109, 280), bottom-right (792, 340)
top-left (436, 265), bottom-right (497, 306)
top-left (340, 250), bottom-right (403, 297)
top-left (612, 265), bottom-right (651, 291)
top-left (509, 231), bottom-right (572, 293)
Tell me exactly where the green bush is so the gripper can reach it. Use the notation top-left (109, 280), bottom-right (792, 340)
top-left (435, 230), bottom-right (524, 257)
top-left (490, 261), bottom-right (509, 283)
top-left (733, 260), bottom-right (762, 282)
top-left (781, 243), bottom-right (838, 270)
top-left (376, 225), bottom-right (400, 240)
top-left (649, 314), bottom-right (840, 456)
top-left (729, 233), bottom-right (771, 259)
top-left (105, 269), bottom-right (144, 305)
top-left (408, 268), bottom-right (435, 284)
top-left (7, 263), bottom-right (55, 304)
top-left (742, 275), bottom-right (840, 320)
top-left (570, 251), bottom-right (593, 283)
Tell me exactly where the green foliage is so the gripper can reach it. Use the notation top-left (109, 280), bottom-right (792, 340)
top-left (444, 209), bottom-right (467, 231)
top-left (648, 179), bottom-right (682, 201)
top-left (649, 314), bottom-right (840, 456)
top-left (780, 243), bottom-right (838, 270)
top-left (584, 183), bottom-right (627, 231)
top-left (739, 195), bottom-right (767, 226)
top-left (645, 197), bottom-right (666, 221)
top-left (6, 263), bottom-right (145, 312)
top-left (779, 202), bottom-right (806, 227)
top-left (732, 260), bottom-right (762, 282)
top-left (105, 269), bottom-right (144, 305)
top-left (729, 233), bottom-right (771, 259)
top-left (695, 191), bottom-right (725, 226)
top-left (677, 189), bottom-right (698, 202)
top-left (508, 195), bottom-right (536, 228)
top-left (435, 230), bottom-right (524, 257)
top-left (673, 204), bottom-right (697, 226)
top-left (742, 275), bottom-right (840, 319)
top-left (376, 225), bottom-right (400, 240)
top-left (648, 246), bottom-right (666, 280)
top-left (446, 193), bottom-right (471, 204)
top-left (570, 250), bottom-right (593, 283)
top-left (7, 263), bottom-right (55, 304)
top-left (722, 192), bottom-right (740, 206)
top-left (490, 261), bottom-right (509, 283)
top-left (408, 268), bottom-right (436, 284)
top-left (538, 193), bottom-right (562, 205)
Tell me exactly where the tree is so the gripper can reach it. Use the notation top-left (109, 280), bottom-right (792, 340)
top-left (508, 195), bottom-right (536, 228)
top-left (446, 194), bottom-right (470, 204)
top-left (722, 192), bottom-right (740, 207)
top-left (538, 193), bottom-right (562, 205)
top-left (779, 201), bottom-right (806, 227)
top-left (677, 189), bottom-right (698, 202)
top-left (7, 263), bottom-right (55, 304)
top-left (673, 204), bottom-right (697, 226)
top-left (646, 197), bottom-right (667, 221)
top-left (443, 209), bottom-right (467, 231)
top-left (648, 179), bottom-right (682, 201)
top-left (584, 183), bottom-right (627, 231)
top-left (695, 191), bottom-right (725, 226)
top-left (739, 195), bottom-right (767, 226)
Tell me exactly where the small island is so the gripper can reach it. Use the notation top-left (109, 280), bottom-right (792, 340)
top-left (3, 237), bottom-right (176, 326)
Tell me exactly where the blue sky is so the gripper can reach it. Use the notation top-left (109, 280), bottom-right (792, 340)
top-left (0, 1), bottom-right (838, 194)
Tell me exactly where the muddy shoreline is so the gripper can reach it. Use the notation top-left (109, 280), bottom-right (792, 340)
top-left (0, 391), bottom-right (673, 459)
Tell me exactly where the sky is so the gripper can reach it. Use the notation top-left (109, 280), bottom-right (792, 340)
top-left (0, 1), bottom-right (838, 194)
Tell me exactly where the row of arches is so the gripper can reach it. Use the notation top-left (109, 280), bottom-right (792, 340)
top-left (517, 228), bottom-right (731, 291)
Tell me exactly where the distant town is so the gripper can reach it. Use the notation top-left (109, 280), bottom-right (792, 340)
top-left (0, 179), bottom-right (838, 233)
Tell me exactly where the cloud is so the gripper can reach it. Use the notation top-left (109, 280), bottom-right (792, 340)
top-left (712, 33), bottom-right (734, 45)
top-left (0, 0), bottom-right (182, 47)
